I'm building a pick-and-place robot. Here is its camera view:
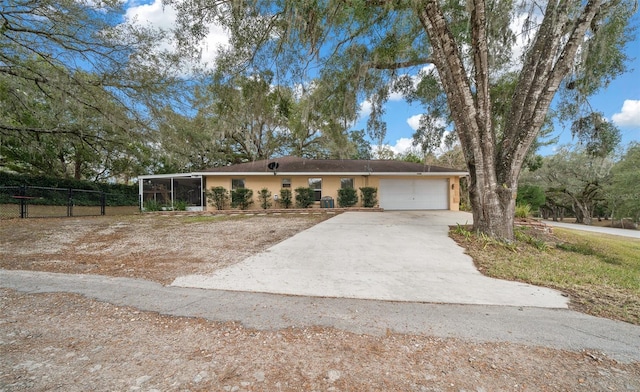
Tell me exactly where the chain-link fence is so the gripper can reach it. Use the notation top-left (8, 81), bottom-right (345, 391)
top-left (0, 185), bottom-right (139, 219)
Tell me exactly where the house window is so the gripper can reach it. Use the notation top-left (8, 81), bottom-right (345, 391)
top-left (309, 178), bottom-right (322, 201)
top-left (281, 178), bottom-right (291, 188)
top-left (231, 179), bottom-right (245, 190)
top-left (340, 178), bottom-right (354, 189)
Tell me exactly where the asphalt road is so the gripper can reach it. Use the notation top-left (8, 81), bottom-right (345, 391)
top-left (548, 220), bottom-right (640, 238)
top-left (2, 269), bottom-right (639, 364)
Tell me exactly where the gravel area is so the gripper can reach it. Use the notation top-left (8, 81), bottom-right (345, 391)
top-left (1, 213), bottom-right (639, 391)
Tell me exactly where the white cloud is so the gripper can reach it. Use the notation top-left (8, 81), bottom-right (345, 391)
top-left (388, 137), bottom-right (415, 155)
top-left (612, 100), bottom-right (640, 127)
top-left (407, 114), bottom-right (422, 131)
top-left (406, 113), bottom-right (448, 131)
top-left (125, 1), bottom-right (173, 36)
top-left (292, 81), bottom-right (318, 99)
top-left (359, 100), bottom-right (373, 118)
top-left (420, 64), bottom-right (435, 73)
top-left (509, 13), bottom-right (530, 67)
top-left (373, 138), bottom-right (416, 158)
top-left (388, 90), bottom-right (404, 101)
top-left (491, 11), bottom-right (544, 74)
top-left (125, 0), bottom-right (229, 69)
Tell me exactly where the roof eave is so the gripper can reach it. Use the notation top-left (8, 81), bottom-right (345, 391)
top-left (194, 171), bottom-right (468, 176)
top-left (138, 173), bottom-right (202, 179)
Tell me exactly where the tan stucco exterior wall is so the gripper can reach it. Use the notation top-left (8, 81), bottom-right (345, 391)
top-left (204, 174), bottom-right (461, 211)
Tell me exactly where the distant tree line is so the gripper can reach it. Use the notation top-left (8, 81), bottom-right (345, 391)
top-left (0, 172), bottom-right (138, 206)
top-left (517, 143), bottom-right (640, 225)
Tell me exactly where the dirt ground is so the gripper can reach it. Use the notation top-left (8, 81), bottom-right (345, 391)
top-left (0, 213), bottom-right (329, 285)
top-left (1, 214), bottom-right (640, 391)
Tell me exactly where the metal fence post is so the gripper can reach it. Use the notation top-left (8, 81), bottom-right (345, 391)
top-left (100, 192), bottom-right (106, 216)
top-left (67, 188), bottom-right (73, 217)
top-left (19, 185), bottom-right (27, 219)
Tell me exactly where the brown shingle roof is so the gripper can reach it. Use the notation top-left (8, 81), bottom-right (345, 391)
top-left (201, 156), bottom-right (466, 174)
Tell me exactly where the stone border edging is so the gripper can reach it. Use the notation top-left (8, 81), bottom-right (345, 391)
top-left (149, 207), bottom-right (384, 216)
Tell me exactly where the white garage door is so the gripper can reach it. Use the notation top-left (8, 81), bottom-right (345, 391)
top-left (379, 179), bottom-right (449, 210)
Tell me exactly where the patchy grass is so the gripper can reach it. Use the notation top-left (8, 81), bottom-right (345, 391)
top-left (182, 214), bottom-right (252, 224)
top-left (451, 226), bottom-right (640, 325)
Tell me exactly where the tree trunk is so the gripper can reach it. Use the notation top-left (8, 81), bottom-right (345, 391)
top-left (468, 171), bottom-right (516, 239)
top-left (413, 0), bottom-right (600, 240)
top-left (568, 192), bottom-right (594, 225)
top-left (575, 204), bottom-right (584, 224)
top-left (74, 159), bottom-right (83, 180)
top-left (577, 203), bottom-right (593, 225)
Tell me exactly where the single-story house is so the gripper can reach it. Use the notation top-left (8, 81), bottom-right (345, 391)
top-left (138, 156), bottom-right (468, 211)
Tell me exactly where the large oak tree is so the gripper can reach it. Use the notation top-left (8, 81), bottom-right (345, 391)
top-left (1, 0), bottom-right (183, 180)
top-left (522, 147), bottom-right (615, 225)
top-left (608, 142), bottom-right (640, 223)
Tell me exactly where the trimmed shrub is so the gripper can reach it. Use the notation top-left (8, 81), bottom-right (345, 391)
top-left (279, 188), bottom-right (292, 209)
top-left (337, 188), bottom-right (358, 207)
top-left (294, 187), bottom-right (315, 208)
top-left (258, 188), bottom-right (272, 210)
top-left (207, 186), bottom-right (229, 210)
top-left (231, 188), bottom-right (254, 210)
top-left (359, 187), bottom-right (378, 208)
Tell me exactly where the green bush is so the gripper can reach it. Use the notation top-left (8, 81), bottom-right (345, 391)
top-left (516, 185), bottom-right (545, 214)
top-left (359, 187), bottom-right (378, 208)
top-left (258, 188), bottom-right (272, 209)
top-left (294, 187), bottom-right (315, 208)
top-left (231, 188), bottom-right (254, 210)
top-left (515, 203), bottom-right (532, 219)
top-left (206, 186), bottom-right (229, 210)
top-left (173, 200), bottom-right (188, 211)
top-left (143, 199), bottom-right (161, 211)
top-left (279, 188), bottom-right (292, 209)
top-left (337, 188), bottom-right (358, 207)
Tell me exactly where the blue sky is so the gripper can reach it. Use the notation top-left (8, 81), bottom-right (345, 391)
top-left (125, 1), bottom-right (640, 157)
top-left (356, 37), bottom-right (640, 156)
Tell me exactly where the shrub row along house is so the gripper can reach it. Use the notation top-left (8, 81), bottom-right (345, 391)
top-left (138, 156), bottom-right (468, 211)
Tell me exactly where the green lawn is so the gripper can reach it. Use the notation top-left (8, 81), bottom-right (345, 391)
top-left (451, 226), bottom-right (640, 325)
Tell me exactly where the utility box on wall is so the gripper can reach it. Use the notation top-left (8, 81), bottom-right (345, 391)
top-left (320, 196), bottom-right (334, 208)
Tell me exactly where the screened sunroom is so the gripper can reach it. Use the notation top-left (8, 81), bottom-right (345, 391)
top-left (138, 174), bottom-right (204, 211)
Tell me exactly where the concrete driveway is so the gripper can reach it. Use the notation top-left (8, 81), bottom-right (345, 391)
top-left (173, 211), bottom-right (568, 308)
